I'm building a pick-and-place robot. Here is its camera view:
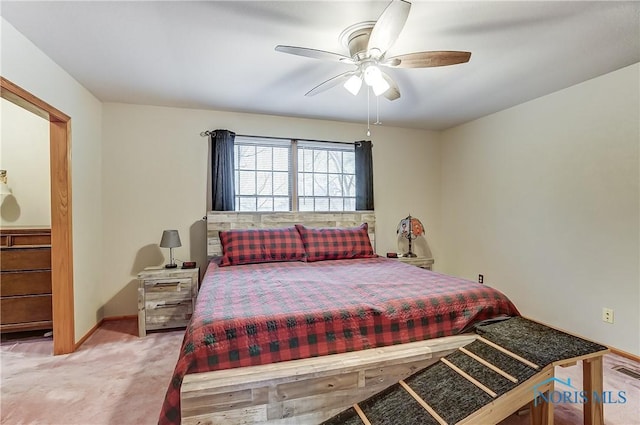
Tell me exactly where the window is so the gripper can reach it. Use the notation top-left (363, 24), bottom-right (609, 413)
top-left (297, 141), bottom-right (355, 211)
top-left (234, 138), bottom-right (290, 211)
top-left (234, 137), bottom-right (355, 212)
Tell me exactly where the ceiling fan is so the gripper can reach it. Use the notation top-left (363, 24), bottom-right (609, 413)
top-left (275, 0), bottom-right (471, 101)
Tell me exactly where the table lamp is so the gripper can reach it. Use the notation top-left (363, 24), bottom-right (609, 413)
top-left (396, 215), bottom-right (424, 258)
top-left (159, 230), bottom-right (181, 268)
top-left (0, 170), bottom-right (12, 198)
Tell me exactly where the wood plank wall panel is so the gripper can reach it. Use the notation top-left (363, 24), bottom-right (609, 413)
top-left (207, 211), bottom-right (376, 257)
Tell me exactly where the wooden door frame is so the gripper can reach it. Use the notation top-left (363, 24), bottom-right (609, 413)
top-left (1, 77), bottom-right (75, 355)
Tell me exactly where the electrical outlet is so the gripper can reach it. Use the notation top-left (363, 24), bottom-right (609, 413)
top-left (478, 274), bottom-right (484, 284)
top-left (602, 308), bottom-right (614, 324)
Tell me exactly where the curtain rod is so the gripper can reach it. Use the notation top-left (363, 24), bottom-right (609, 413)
top-left (200, 130), bottom-right (363, 146)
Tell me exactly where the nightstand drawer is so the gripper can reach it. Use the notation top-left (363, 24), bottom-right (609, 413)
top-left (145, 300), bottom-right (193, 330)
top-left (145, 286), bottom-right (192, 305)
top-left (143, 277), bottom-right (192, 292)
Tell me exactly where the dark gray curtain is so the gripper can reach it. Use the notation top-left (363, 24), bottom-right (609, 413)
top-left (210, 129), bottom-right (236, 211)
top-left (355, 140), bottom-right (374, 210)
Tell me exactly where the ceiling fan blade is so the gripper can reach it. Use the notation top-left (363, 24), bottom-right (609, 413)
top-left (305, 71), bottom-right (356, 97)
top-left (384, 51), bottom-right (471, 68)
top-left (367, 0), bottom-right (411, 57)
top-left (380, 72), bottom-right (400, 101)
top-left (275, 45), bottom-right (355, 64)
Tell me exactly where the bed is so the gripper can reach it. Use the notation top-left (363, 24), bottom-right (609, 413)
top-left (158, 212), bottom-right (519, 425)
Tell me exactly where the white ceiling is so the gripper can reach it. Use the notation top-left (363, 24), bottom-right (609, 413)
top-left (2, 1), bottom-right (639, 131)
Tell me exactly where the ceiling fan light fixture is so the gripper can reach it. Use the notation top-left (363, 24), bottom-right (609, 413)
top-left (372, 77), bottom-right (391, 96)
top-left (362, 63), bottom-right (390, 96)
top-left (363, 63), bottom-right (383, 86)
top-left (344, 74), bottom-right (363, 96)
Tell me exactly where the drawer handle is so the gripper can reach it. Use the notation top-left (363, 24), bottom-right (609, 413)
top-left (154, 281), bottom-right (181, 287)
top-left (155, 301), bottom-right (184, 309)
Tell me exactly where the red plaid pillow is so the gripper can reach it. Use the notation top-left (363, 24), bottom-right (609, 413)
top-left (219, 227), bottom-right (306, 266)
top-left (295, 223), bottom-right (376, 262)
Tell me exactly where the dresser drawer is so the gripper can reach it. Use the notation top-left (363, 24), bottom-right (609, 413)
top-left (0, 295), bottom-right (53, 325)
top-left (1, 271), bottom-right (52, 296)
top-left (0, 229), bottom-right (51, 247)
top-left (2, 233), bottom-right (51, 247)
top-left (0, 247), bottom-right (51, 271)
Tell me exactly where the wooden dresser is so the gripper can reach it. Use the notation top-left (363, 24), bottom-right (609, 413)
top-left (0, 228), bottom-right (53, 333)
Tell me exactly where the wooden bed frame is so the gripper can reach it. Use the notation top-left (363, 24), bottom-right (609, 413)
top-left (179, 211), bottom-right (475, 424)
top-left (181, 334), bottom-right (475, 424)
top-left (180, 212), bottom-right (607, 425)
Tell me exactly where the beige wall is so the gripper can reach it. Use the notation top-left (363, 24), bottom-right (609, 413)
top-left (1, 18), bottom-right (104, 342)
top-left (101, 104), bottom-right (441, 316)
top-left (0, 97), bottom-right (51, 227)
top-left (4, 17), bottom-right (637, 356)
top-left (440, 63), bottom-right (640, 355)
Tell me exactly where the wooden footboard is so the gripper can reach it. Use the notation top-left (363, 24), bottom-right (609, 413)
top-left (181, 334), bottom-right (476, 425)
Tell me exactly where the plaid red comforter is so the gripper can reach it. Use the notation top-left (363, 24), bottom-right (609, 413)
top-left (158, 257), bottom-right (519, 424)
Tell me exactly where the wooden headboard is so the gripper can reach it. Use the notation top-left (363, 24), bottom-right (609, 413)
top-left (207, 211), bottom-right (375, 257)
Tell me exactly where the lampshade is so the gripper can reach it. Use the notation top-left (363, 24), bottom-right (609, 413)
top-left (397, 215), bottom-right (424, 258)
top-left (344, 74), bottom-right (363, 96)
top-left (160, 230), bottom-right (181, 248)
top-left (371, 77), bottom-right (390, 96)
top-left (363, 64), bottom-right (382, 86)
top-left (396, 215), bottom-right (425, 239)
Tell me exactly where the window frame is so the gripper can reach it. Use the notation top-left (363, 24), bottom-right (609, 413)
top-left (296, 141), bottom-right (356, 212)
top-left (233, 136), bottom-right (356, 212)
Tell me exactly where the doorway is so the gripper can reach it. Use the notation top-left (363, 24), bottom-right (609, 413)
top-left (1, 77), bottom-right (75, 355)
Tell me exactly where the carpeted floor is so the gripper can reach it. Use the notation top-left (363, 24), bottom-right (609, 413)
top-left (1, 321), bottom-right (184, 425)
top-left (1, 319), bottom-right (638, 425)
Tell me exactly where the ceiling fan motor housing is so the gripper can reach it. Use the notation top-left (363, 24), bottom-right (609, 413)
top-left (340, 22), bottom-right (376, 59)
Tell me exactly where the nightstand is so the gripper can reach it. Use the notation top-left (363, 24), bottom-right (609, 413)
top-left (392, 256), bottom-right (434, 270)
top-left (137, 267), bottom-right (199, 337)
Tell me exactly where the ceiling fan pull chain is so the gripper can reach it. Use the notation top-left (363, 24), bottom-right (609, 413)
top-left (375, 94), bottom-right (381, 125)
